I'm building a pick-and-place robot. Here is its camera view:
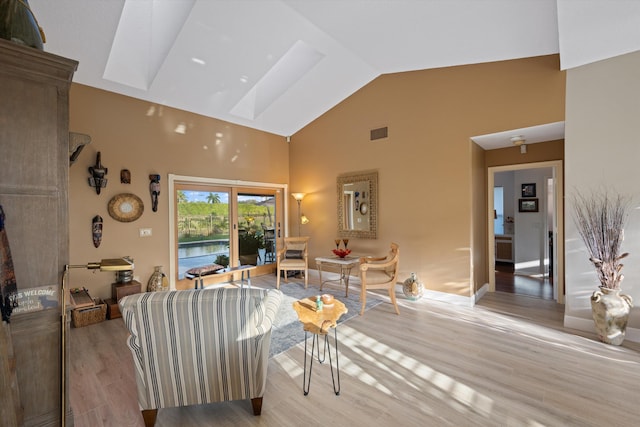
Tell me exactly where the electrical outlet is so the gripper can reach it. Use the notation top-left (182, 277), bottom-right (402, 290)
top-left (139, 228), bottom-right (152, 237)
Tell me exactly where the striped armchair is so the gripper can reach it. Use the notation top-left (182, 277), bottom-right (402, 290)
top-left (119, 287), bottom-right (282, 426)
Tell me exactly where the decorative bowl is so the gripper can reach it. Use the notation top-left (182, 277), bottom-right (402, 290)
top-left (321, 294), bottom-right (334, 305)
top-left (332, 248), bottom-right (351, 258)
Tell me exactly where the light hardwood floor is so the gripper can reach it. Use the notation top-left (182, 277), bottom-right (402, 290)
top-left (495, 262), bottom-right (554, 300)
top-left (70, 274), bottom-right (640, 426)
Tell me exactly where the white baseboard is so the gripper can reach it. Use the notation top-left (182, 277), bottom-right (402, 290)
top-left (475, 283), bottom-right (489, 303)
top-left (564, 315), bottom-right (640, 343)
top-left (424, 288), bottom-right (478, 307)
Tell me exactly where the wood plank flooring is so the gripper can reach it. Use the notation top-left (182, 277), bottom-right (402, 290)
top-left (495, 262), bottom-right (554, 300)
top-left (70, 274), bottom-right (640, 427)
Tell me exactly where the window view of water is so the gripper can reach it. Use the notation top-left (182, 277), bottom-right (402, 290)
top-left (175, 187), bottom-right (277, 280)
top-left (178, 240), bottom-right (228, 279)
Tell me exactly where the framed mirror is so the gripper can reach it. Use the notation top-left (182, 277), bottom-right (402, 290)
top-left (337, 170), bottom-right (377, 239)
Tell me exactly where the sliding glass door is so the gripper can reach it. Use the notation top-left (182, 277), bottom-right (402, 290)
top-left (236, 189), bottom-right (279, 267)
top-left (170, 175), bottom-right (285, 288)
top-left (175, 184), bottom-right (231, 279)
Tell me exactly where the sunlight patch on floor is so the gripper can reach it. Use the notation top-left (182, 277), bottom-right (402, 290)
top-left (338, 325), bottom-right (495, 417)
top-left (274, 352), bottom-right (304, 377)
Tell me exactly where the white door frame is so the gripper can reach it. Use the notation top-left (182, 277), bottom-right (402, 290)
top-left (487, 160), bottom-right (564, 304)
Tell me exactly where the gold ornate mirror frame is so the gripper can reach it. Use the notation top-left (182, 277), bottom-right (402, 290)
top-left (337, 170), bottom-right (378, 239)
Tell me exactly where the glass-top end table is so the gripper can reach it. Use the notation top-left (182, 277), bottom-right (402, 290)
top-left (292, 296), bottom-right (348, 396)
top-left (315, 256), bottom-right (360, 297)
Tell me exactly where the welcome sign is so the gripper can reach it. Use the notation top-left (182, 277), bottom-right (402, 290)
top-left (12, 286), bottom-right (58, 314)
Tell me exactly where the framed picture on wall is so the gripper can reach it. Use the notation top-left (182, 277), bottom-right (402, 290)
top-left (521, 183), bottom-right (536, 197)
top-left (519, 198), bottom-right (539, 212)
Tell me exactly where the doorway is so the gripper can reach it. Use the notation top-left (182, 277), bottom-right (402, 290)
top-left (488, 160), bottom-right (564, 303)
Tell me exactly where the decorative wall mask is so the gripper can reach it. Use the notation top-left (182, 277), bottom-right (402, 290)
top-left (149, 174), bottom-right (161, 212)
top-left (88, 151), bottom-right (108, 194)
top-left (120, 169), bottom-right (131, 184)
top-left (92, 215), bottom-right (103, 248)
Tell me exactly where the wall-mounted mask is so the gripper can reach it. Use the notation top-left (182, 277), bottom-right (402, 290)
top-left (88, 152), bottom-right (108, 194)
top-left (149, 174), bottom-right (161, 212)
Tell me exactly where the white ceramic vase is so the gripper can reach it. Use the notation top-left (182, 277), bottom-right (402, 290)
top-left (402, 272), bottom-right (424, 301)
top-left (591, 287), bottom-right (633, 345)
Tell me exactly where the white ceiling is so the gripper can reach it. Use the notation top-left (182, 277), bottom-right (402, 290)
top-left (29, 1), bottom-right (640, 148)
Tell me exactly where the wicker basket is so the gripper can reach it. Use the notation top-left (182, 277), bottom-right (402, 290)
top-left (72, 300), bottom-right (106, 328)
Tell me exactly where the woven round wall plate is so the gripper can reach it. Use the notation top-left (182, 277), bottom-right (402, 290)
top-left (107, 193), bottom-right (144, 222)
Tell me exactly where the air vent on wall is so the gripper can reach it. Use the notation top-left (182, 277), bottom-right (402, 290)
top-left (370, 127), bottom-right (388, 141)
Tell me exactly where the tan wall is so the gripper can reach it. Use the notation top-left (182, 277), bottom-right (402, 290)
top-left (68, 84), bottom-right (288, 300)
top-left (292, 55), bottom-right (565, 297)
top-left (67, 55), bottom-right (565, 301)
top-left (486, 139), bottom-right (564, 167)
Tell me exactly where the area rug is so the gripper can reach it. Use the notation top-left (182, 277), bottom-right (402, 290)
top-left (266, 281), bottom-right (382, 358)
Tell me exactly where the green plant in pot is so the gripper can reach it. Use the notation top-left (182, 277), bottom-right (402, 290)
top-left (238, 231), bottom-right (264, 266)
top-left (572, 189), bottom-right (634, 345)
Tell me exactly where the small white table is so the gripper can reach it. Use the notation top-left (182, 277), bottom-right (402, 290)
top-left (315, 256), bottom-right (360, 297)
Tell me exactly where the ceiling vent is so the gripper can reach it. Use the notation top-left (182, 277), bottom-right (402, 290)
top-left (370, 127), bottom-right (388, 141)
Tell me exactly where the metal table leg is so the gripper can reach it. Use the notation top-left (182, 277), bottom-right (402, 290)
top-left (318, 262), bottom-right (325, 292)
top-left (318, 262), bottom-right (352, 297)
top-left (340, 266), bottom-right (353, 297)
top-left (302, 329), bottom-right (340, 396)
top-left (302, 332), bottom-right (316, 395)
top-left (240, 269), bottom-right (252, 288)
top-left (328, 327), bottom-right (341, 395)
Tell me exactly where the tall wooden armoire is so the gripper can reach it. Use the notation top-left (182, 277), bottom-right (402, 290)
top-left (0, 38), bottom-right (77, 426)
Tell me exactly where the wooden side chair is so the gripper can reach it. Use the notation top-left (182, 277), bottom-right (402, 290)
top-left (276, 237), bottom-right (310, 289)
top-left (359, 242), bottom-right (400, 315)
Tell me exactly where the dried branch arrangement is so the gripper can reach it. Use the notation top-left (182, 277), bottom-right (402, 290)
top-left (572, 190), bottom-right (631, 289)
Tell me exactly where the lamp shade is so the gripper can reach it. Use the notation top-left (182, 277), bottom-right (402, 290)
top-left (71, 257), bottom-right (134, 271)
top-left (291, 192), bottom-right (305, 201)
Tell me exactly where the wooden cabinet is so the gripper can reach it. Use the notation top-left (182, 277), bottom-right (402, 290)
top-left (495, 235), bottom-right (514, 262)
top-left (0, 39), bottom-right (77, 426)
top-left (106, 280), bottom-right (142, 319)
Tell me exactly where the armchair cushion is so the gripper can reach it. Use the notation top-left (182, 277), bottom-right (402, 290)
top-left (285, 249), bottom-right (303, 259)
top-left (184, 263), bottom-right (224, 278)
top-left (362, 269), bottom-right (394, 285)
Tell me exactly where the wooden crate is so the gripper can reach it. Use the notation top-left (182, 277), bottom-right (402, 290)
top-left (72, 300), bottom-right (106, 328)
top-left (112, 280), bottom-right (141, 302)
top-left (105, 298), bottom-right (121, 320)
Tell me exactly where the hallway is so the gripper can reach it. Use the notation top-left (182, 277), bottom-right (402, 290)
top-left (495, 262), bottom-right (554, 300)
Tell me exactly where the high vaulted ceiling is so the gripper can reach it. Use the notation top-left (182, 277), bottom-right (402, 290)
top-left (29, 1), bottom-right (640, 145)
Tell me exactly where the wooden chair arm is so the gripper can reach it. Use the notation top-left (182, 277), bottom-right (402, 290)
top-left (359, 256), bottom-right (398, 271)
top-left (360, 256), bottom-right (386, 263)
